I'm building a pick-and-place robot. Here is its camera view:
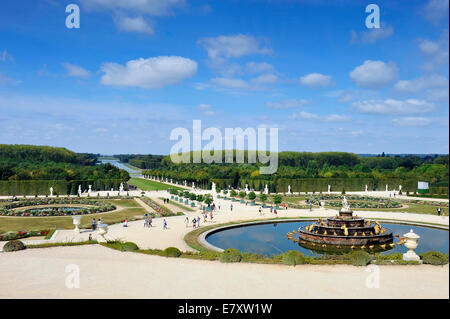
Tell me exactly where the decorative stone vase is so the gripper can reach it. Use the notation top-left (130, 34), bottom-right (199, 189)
top-left (72, 216), bottom-right (81, 233)
top-left (97, 224), bottom-right (108, 243)
top-left (402, 229), bottom-right (420, 261)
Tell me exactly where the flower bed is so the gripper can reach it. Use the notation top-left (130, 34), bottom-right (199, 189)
top-left (0, 198), bottom-right (116, 217)
top-left (140, 197), bottom-right (174, 217)
top-left (0, 229), bottom-right (51, 241)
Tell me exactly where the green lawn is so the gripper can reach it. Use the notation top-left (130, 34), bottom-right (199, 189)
top-left (0, 199), bottom-right (148, 234)
top-left (160, 198), bottom-right (195, 212)
top-left (128, 178), bottom-right (186, 191)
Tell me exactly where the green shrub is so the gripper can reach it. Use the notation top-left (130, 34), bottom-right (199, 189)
top-left (347, 250), bottom-right (372, 266)
top-left (120, 242), bottom-right (139, 252)
top-left (164, 247), bottom-right (182, 258)
top-left (219, 248), bottom-right (242, 263)
top-left (421, 251), bottom-right (449, 265)
top-left (3, 240), bottom-right (26, 252)
top-left (282, 250), bottom-right (306, 266)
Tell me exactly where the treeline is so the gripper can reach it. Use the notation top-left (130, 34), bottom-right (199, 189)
top-left (142, 151), bottom-right (449, 190)
top-left (0, 144), bottom-right (129, 182)
top-left (114, 154), bottom-right (165, 169)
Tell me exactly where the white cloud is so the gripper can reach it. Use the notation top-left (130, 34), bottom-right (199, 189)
top-left (350, 24), bottom-right (394, 44)
top-left (251, 74), bottom-right (278, 85)
top-left (422, 0), bottom-right (449, 25)
top-left (80, 0), bottom-right (185, 16)
top-left (100, 56), bottom-right (197, 89)
top-left (391, 117), bottom-right (433, 126)
top-left (114, 16), bottom-right (154, 34)
top-left (427, 88), bottom-right (449, 102)
top-left (299, 73), bottom-right (333, 88)
top-left (246, 62), bottom-right (274, 74)
top-left (61, 63), bottom-right (91, 78)
top-left (350, 60), bottom-right (398, 88)
top-left (326, 89), bottom-right (377, 103)
top-left (417, 30), bottom-right (449, 71)
top-left (198, 34), bottom-right (271, 63)
top-left (293, 111), bottom-right (350, 122)
top-left (395, 74), bottom-right (449, 92)
top-left (267, 99), bottom-right (310, 109)
top-left (352, 99), bottom-right (435, 115)
top-left (198, 104), bottom-right (215, 116)
top-left (210, 77), bottom-right (250, 90)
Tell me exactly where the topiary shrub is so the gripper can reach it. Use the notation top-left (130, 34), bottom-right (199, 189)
top-left (421, 251), bottom-right (448, 265)
top-left (3, 240), bottom-right (26, 252)
top-left (164, 247), bottom-right (182, 258)
top-left (119, 242), bottom-right (139, 252)
top-left (219, 248), bottom-right (242, 263)
top-left (282, 250), bottom-right (306, 266)
top-left (348, 250), bottom-right (372, 266)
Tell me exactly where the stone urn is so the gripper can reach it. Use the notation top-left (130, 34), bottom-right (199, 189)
top-left (72, 215), bottom-right (81, 233)
top-left (97, 224), bottom-right (108, 243)
top-left (402, 229), bottom-right (420, 261)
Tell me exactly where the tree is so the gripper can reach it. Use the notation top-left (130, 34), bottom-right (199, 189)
top-left (259, 193), bottom-right (267, 203)
top-left (248, 191), bottom-right (256, 201)
top-left (238, 191), bottom-right (246, 198)
top-left (230, 190), bottom-right (237, 197)
top-left (273, 195), bottom-right (282, 205)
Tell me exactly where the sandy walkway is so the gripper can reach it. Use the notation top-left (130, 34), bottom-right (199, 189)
top-left (0, 245), bottom-right (447, 299)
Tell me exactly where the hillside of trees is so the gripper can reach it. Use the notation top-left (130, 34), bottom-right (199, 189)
top-left (0, 144), bottom-right (129, 181)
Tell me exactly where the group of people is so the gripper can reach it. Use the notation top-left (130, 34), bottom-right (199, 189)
top-left (162, 198), bottom-right (170, 204)
top-left (143, 213), bottom-right (153, 227)
top-left (91, 218), bottom-right (102, 230)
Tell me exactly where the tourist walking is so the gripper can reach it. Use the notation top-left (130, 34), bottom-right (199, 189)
top-left (192, 218), bottom-right (196, 228)
top-left (230, 204), bottom-right (233, 212)
top-left (185, 216), bottom-right (189, 227)
top-left (148, 216), bottom-right (153, 227)
top-left (91, 218), bottom-right (96, 231)
top-left (203, 213), bottom-right (207, 223)
top-left (437, 207), bottom-right (442, 216)
top-left (309, 203), bottom-right (312, 211)
top-left (274, 209), bottom-right (278, 217)
top-left (197, 216), bottom-right (201, 227)
top-left (163, 219), bottom-right (167, 230)
top-left (210, 211), bottom-right (213, 221)
top-left (98, 218), bottom-right (102, 225)
top-left (259, 207), bottom-right (262, 215)
top-left (123, 219), bottom-right (128, 227)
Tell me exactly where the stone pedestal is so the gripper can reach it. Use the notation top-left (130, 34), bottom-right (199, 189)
top-left (73, 216), bottom-right (81, 233)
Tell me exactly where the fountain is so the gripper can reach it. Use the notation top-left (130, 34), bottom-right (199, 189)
top-left (294, 196), bottom-right (394, 251)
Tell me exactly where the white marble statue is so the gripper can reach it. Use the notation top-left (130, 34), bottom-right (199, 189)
top-left (245, 184), bottom-right (249, 192)
top-left (264, 184), bottom-right (268, 195)
top-left (288, 185), bottom-right (291, 194)
top-left (211, 182), bottom-right (216, 192)
top-left (119, 182), bottom-right (124, 193)
top-left (365, 184), bottom-right (368, 192)
top-left (328, 185), bottom-right (331, 193)
top-left (88, 185), bottom-right (92, 194)
top-left (342, 196), bottom-right (350, 211)
top-left (192, 182), bottom-right (195, 188)
top-left (78, 185), bottom-right (82, 197)
top-left (49, 187), bottom-right (53, 196)
top-left (386, 184), bottom-right (388, 192)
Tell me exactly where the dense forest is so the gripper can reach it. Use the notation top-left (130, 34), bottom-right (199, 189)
top-left (0, 144), bottom-right (129, 182)
top-left (142, 151), bottom-right (449, 191)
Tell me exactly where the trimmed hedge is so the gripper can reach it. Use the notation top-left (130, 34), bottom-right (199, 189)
top-left (219, 248), bottom-right (242, 263)
top-left (348, 250), bottom-right (372, 266)
top-left (120, 242), bottom-right (139, 252)
top-left (421, 251), bottom-right (448, 265)
top-left (282, 250), bottom-right (306, 266)
top-left (164, 247), bottom-right (182, 258)
top-left (3, 240), bottom-right (26, 252)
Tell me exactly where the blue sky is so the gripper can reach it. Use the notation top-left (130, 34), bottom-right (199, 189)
top-left (0, 0), bottom-right (448, 155)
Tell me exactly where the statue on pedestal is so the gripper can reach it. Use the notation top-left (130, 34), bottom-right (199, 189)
top-left (49, 187), bottom-right (53, 197)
